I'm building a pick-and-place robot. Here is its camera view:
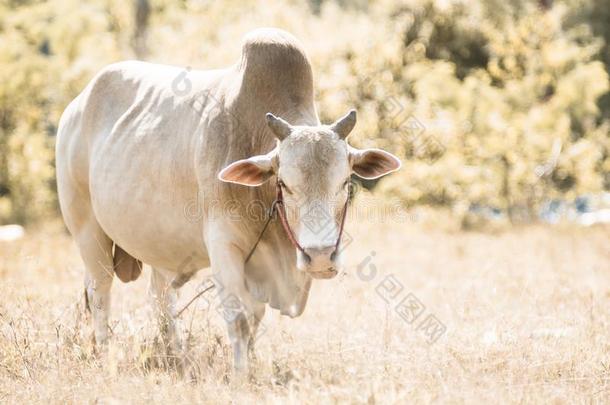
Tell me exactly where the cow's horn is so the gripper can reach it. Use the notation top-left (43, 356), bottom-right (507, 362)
top-left (330, 109), bottom-right (357, 139)
top-left (266, 113), bottom-right (292, 140)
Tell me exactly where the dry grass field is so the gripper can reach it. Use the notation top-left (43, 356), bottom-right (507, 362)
top-left (0, 216), bottom-right (609, 403)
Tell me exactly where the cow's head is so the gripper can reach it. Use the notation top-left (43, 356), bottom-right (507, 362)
top-left (219, 110), bottom-right (400, 279)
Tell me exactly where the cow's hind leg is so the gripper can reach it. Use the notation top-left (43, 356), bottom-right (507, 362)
top-left (150, 267), bottom-right (182, 362)
top-left (56, 106), bottom-right (115, 349)
top-left (77, 221), bottom-right (115, 347)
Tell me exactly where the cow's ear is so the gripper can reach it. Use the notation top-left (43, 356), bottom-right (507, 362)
top-left (349, 147), bottom-right (401, 180)
top-left (218, 153), bottom-right (275, 186)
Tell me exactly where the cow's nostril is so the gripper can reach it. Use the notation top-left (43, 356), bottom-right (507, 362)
top-left (303, 252), bottom-right (312, 264)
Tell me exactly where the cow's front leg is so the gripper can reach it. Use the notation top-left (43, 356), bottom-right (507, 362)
top-left (248, 302), bottom-right (266, 361)
top-left (209, 241), bottom-right (258, 375)
top-left (224, 307), bottom-right (251, 373)
top-left (220, 293), bottom-right (266, 375)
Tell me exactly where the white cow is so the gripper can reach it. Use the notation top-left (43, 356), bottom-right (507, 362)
top-left (56, 28), bottom-right (400, 373)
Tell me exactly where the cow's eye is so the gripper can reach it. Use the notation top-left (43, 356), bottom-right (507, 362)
top-left (338, 179), bottom-right (350, 195)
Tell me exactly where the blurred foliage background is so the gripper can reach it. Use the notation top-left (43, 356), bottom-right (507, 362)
top-left (0, 0), bottom-right (608, 225)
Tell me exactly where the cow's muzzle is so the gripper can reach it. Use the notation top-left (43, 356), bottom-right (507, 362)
top-left (298, 245), bottom-right (339, 279)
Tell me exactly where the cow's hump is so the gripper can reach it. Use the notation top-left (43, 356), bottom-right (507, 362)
top-left (235, 28), bottom-right (315, 125)
top-left (238, 28), bottom-right (313, 96)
